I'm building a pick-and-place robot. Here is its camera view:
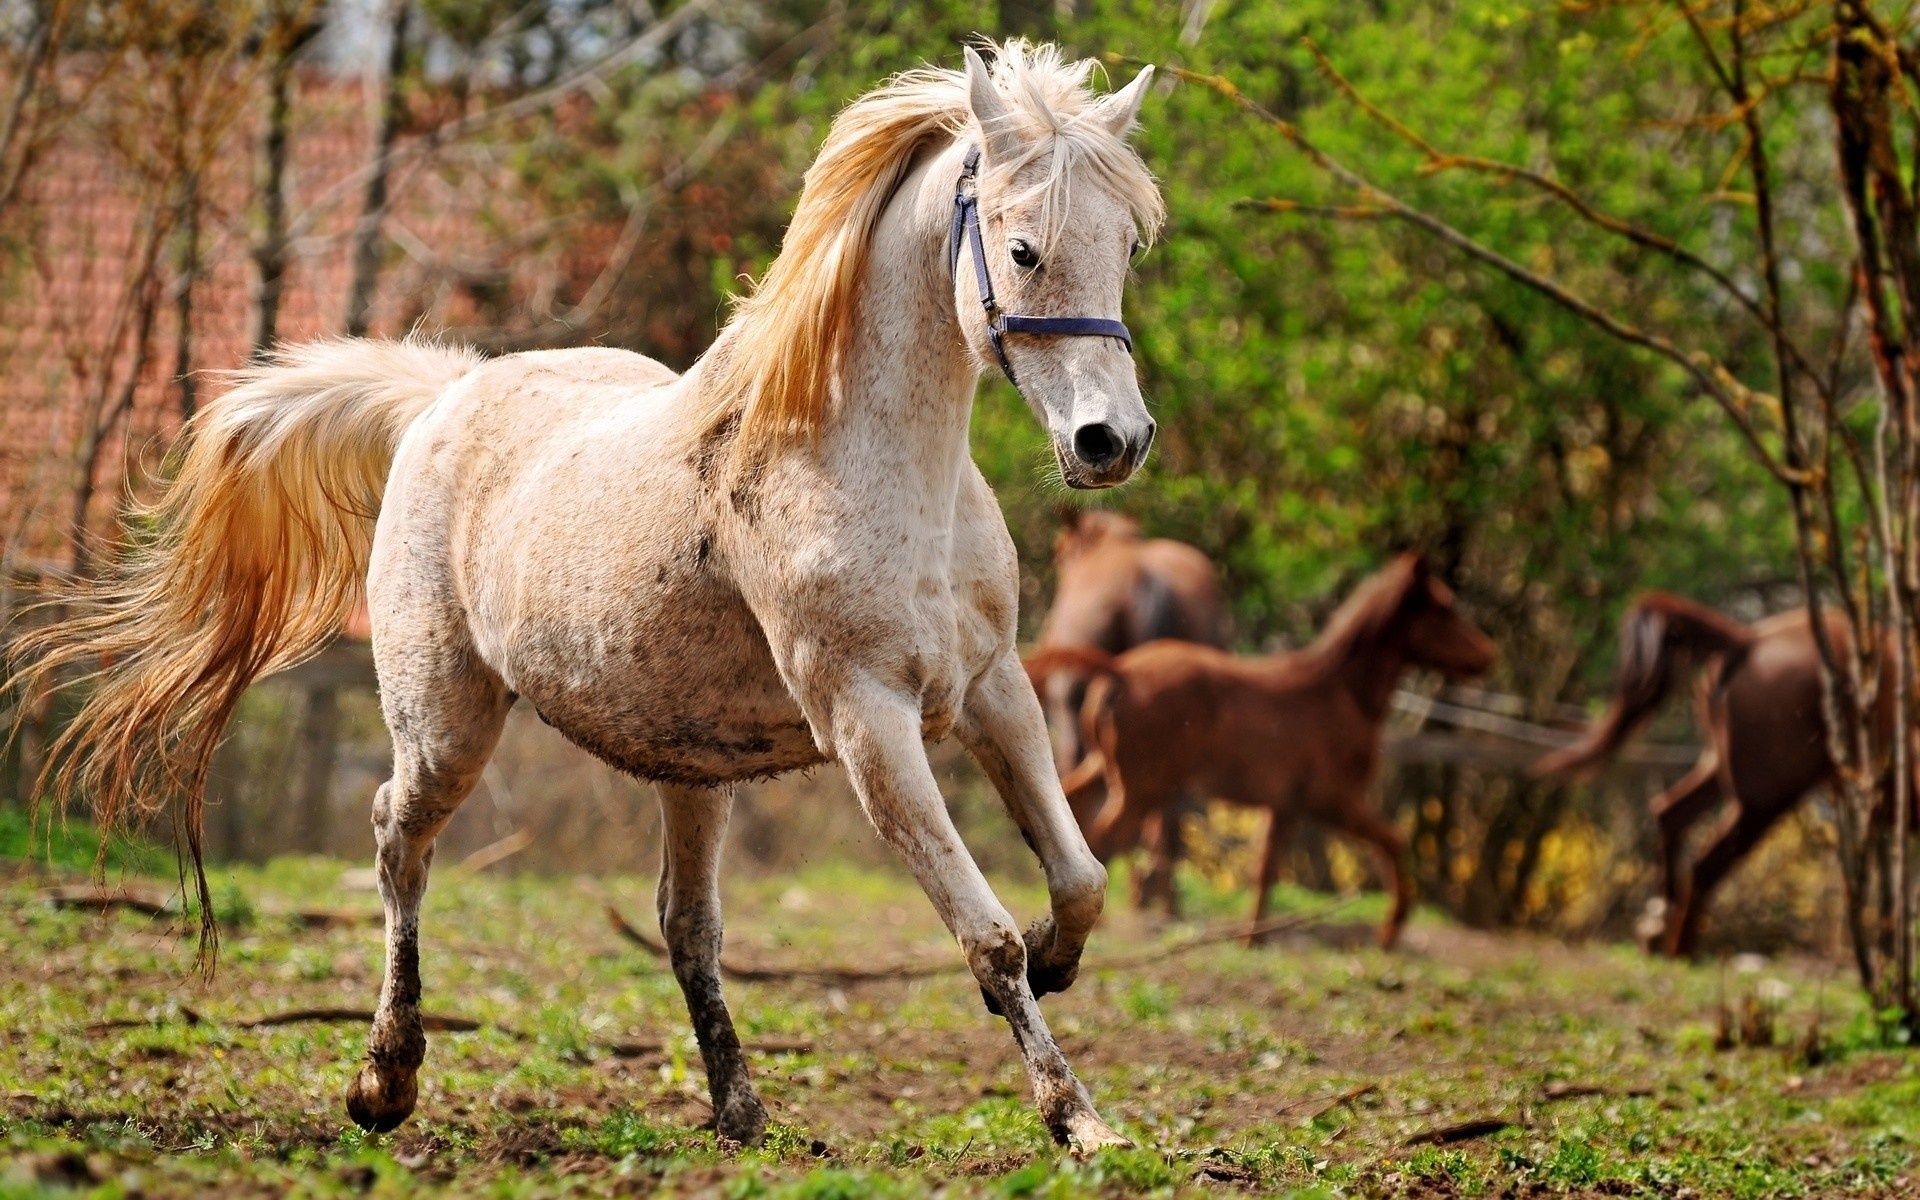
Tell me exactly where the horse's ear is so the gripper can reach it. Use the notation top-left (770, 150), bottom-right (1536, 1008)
top-left (964, 46), bottom-right (1022, 164)
top-left (1095, 64), bottom-right (1154, 139)
top-left (1397, 551), bottom-right (1432, 604)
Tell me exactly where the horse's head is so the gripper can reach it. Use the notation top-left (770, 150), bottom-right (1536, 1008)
top-left (957, 46), bottom-right (1163, 489)
top-left (1393, 554), bottom-right (1496, 680)
top-left (1051, 508), bottom-right (1141, 567)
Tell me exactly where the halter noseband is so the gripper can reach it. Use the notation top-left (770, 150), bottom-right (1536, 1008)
top-left (948, 145), bottom-right (1133, 387)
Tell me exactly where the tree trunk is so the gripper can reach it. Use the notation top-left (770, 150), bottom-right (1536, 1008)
top-left (249, 37), bottom-right (299, 358)
top-left (343, 1), bottom-right (411, 338)
top-left (172, 169), bottom-right (201, 420)
top-left (293, 686), bottom-right (341, 853)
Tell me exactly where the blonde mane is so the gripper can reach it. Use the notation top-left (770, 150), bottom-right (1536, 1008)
top-left (694, 40), bottom-right (1164, 458)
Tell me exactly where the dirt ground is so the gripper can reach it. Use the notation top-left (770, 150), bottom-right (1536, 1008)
top-left (2, 852), bottom-right (1915, 1198)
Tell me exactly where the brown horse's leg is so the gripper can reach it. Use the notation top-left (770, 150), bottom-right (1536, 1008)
top-left (1128, 810), bottom-right (1163, 911)
top-left (1330, 806), bottom-right (1413, 949)
top-left (1664, 800), bottom-right (1792, 957)
top-left (1138, 800), bottom-right (1185, 917)
top-left (1245, 810), bottom-right (1296, 947)
top-left (1651, 757), bottom-right (1724, 910)
top-left (345, 680), bottom-right (508, 1132)
top-left (656, 783), bottom-right (766, 1145)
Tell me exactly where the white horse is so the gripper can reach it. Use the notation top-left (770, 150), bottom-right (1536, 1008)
top-left (12, 41), bottom-right (1162, 1151)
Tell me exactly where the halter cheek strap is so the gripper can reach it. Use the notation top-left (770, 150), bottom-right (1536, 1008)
top-left (948, 145), bottom-right (1133, 387)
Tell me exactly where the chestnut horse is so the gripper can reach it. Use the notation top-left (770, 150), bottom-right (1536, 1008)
top-left (1535, 593), bottom-right (1883, 957)
top-left (1029, 553), bottom-right (1494, 947)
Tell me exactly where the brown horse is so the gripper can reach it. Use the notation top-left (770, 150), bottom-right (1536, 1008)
top-left (1034, 510), bottom-right (1227, 778)
top-left (1029, 553), bottom-right (1494, 947)
top-left (1030, 511), bottom-right (1226, 910)
top-left (1535, 592), bottom-right (1884, 957)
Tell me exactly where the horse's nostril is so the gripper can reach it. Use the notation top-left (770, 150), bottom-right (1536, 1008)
top-left (1073, 423), bottom-right (1124, 468)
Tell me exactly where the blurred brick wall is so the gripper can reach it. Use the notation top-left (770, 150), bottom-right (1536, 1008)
top-left (0, 69), bottom-right (517, 570)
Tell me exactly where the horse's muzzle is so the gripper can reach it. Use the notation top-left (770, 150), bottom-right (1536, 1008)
top-left (1059, 419), bottom-right (1154, 489)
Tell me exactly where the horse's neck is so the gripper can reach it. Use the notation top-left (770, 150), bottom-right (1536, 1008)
top-left (825, 144), bottom-right (979, 514)
top-left (1288, 619), bottom-right (1406, 723)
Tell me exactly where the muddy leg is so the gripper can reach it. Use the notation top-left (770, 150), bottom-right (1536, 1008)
top-left (655, 784), bottom-right (766, 1145)
top-left (843, 678), bottom-right (1127, 1154)
top-left (343, 600), bottom-right (509, 1134)
top-left (345, 749), bottom-right (503, 1127)
top-left (960, 654), bottom-right (1111, 1000)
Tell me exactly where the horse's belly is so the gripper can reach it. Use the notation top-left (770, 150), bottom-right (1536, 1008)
top-left (487, 576), bottom-right (824, 785)
top-left (515, 644), bottom-right (823, 784)
top-left (529, 685), bottom-right (823, 785)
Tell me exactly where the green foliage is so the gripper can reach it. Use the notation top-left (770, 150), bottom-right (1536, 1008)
top-left (570, 1106), bottom-right (676, 1158)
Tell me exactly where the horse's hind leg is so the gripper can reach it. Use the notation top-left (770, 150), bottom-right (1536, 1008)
top-left (344, 642), bottom-right (509, 1132)
top-left (1651, 756), bottom-right (1723, 910)
top-left (654, 782), bottom-right (767, 1145)
top-left (1664, 796), bottom-right (1794, 957)
top-left (1130, 810), bottom-right (1170, 913)
top-left (1327, 804), bottom-right (1413, 949)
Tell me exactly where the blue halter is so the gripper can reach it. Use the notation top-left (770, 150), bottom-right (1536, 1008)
top-left (948, 145), bottom-right (1133, 386)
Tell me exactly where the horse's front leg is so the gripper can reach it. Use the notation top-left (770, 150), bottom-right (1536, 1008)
top-left (956, 653), bottom-right (1108, 1002)
top-left (828, 674), bottom-right (1128, 1154)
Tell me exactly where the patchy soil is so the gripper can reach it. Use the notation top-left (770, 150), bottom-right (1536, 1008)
top-left (1, 854), bottom-right (1915, 1197)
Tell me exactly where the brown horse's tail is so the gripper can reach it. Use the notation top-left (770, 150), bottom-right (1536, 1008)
top-left (1021, 644), bottom-right (1120, 694)
top-left (1532, 592), bottom-right (1755, 780)
top-left (1024, 644), bottom-right (1123, 820)
top-left (5, 337), bottom-right (482, 965)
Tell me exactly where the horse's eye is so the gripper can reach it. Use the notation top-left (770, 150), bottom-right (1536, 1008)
top-left (1129, 239), bottom-right (1143, 260)
top-left (1009, 238), bottom-right (1040, 269)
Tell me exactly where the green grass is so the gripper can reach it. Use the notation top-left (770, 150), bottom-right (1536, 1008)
top-left (2, 849), bottom-right (1915, 1197)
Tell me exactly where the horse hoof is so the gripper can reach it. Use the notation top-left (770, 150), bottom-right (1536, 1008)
top-left (1057, 1109), bottom-right (1132, 1158)
top-left (1023, 920), bottom-right (1079, 999)
top-left (714, 1092), bottom-right (768, 1147)
top-left (345, 1064), bottom-right (417, 1133)
top-left (1027, 956), bottom-right (1077, 999)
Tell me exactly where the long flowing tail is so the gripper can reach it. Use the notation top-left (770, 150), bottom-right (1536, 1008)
top-left (1532, 591), bottom-right (1755, 780)
top-left (5, 337), bottom-right (482, 961)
